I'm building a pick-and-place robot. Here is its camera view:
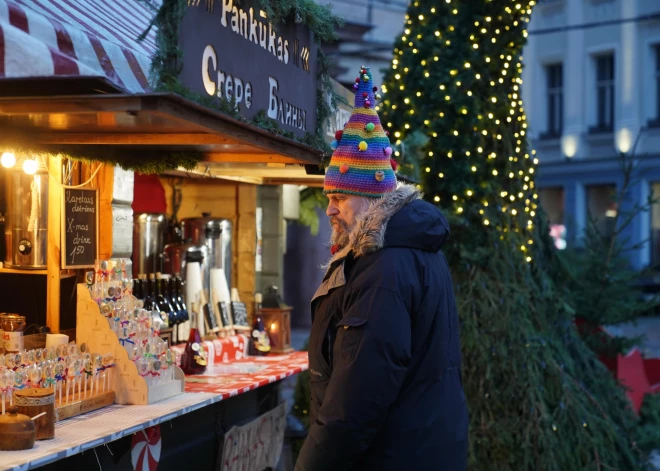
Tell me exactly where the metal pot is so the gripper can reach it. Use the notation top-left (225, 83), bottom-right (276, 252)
top-left (181, 214), bottom-right (232, 293)
top-left (132, 213), bottom-right (167, 277)
top-left (4, 164), bottom-right (48, 269)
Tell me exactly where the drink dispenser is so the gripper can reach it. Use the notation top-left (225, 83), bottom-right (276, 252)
top-left (180, 214), bottom-right (232, 297)
top-left (4, 162), bottom-right (49, 269)
top-left (132, 213), bottom-right (167, 277)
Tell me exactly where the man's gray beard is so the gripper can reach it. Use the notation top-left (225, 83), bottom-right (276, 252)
top-left (329, 219), bottom-right (351, 249)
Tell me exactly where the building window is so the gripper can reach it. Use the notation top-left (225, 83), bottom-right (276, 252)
top-left (544, 64), bottom-right (563, 138)
top-left (539, 187), bottom-right (566, 249)
top-left (592, 54), bottom-right (614, 133)
top-left (586, 184), bottom-right (617, 241)
top-left (651, 182), bottom-right (660, 267)
top-left (655, 46), bottom-right (660, 122)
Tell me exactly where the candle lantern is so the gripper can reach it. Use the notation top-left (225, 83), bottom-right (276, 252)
top-left (259, 285), bottom-right (294, 354)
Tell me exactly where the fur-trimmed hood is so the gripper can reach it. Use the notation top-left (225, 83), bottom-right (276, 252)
top-left (328, 183), bottom-right (450, 266)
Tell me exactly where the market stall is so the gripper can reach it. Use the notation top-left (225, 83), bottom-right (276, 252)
top-left (0, 0), bottom-right (343, 468)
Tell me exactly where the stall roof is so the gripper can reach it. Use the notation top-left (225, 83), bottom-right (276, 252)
top-left (0, 1), bottom-right (326, 184)
top-left (0, 90), bottom-right (326, 183)
top-left (0, 0), bottom-right (154, 94)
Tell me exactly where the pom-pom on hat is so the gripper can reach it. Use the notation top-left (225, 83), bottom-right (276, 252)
top-left (324, 66), bottom-right (397, 198)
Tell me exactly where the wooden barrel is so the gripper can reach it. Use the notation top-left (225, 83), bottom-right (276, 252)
top-left (14, 388), bottom-right (55, 440)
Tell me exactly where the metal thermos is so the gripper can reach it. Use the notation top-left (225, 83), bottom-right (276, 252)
top-left (132, 213), bottom-right (167, 277)
top-left (4, 164), bottom-right (48, 269)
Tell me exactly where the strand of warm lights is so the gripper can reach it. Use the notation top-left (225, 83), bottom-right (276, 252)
top-left (1, 152), bottom-right (38, 175)
top-left (382, 0), bottom-right (539, 263)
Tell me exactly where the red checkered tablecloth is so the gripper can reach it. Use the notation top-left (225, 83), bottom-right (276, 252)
top-left (183, 351), bottom-right (309, 398)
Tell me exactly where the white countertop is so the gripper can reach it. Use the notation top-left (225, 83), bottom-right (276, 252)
top-left (0, 392), bottom-right (219, 471)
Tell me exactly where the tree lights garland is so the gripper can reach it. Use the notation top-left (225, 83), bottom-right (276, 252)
top-left (381, 0), bottom-right (539, 263)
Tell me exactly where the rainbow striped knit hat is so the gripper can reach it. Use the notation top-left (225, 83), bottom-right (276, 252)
top-left (324, 66), bottom-right (397, 198)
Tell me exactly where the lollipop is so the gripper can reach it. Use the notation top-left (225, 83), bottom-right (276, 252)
top-left (166, 349), bottom-right (176, 382)
top-left (102, 353), bottom-right (114, 393)
top-left (0, 371), bottom-right (8, 414)
top-left (6, 370), bottom-right (16, 406)
top-left (73, 359), bottom-right (82, 401)
top-left (66, 360), bottom-right (76, 403)
top-left (13, 369), bottom-right (26, 406)
top-left (136, 357), bottom-right (149, 379)
top-left (54, 363), bottom-right (64, 404)
top-left (150, 359), bottom-right (162, 387)
top-left (94, 355), bottom-right (102, 394)
top-left (83, 359), bottom-right (92, 398)
top-left (43, 363), bottom-right (55, 391)
top-left (4, 354), bottom-right (13, 370)
top-left (28, 365), bottom-right (41, 388)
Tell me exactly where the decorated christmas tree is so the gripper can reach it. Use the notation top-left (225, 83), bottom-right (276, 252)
top-left (380, 0), bottom-right (644, 469)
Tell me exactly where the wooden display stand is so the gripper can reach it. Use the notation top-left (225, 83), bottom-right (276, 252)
top-left (56, 390), bottom-right (116, 420)
top-left (76, 284), bottom-right (185, 405)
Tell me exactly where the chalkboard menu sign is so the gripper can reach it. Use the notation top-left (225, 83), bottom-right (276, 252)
top-left (62, 188), bottom-right (98, 268)
top-left (217, 301), bottom-right (232, 328)
top-left (231, 301), bottom-right (249, 327)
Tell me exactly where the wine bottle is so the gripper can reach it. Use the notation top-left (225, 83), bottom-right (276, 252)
top-left (168, 278), bottom-right (183, 344)
top-left (175, 277), bottom-right (189, 343)
top-left (180, 301), bottom-right (207, 375)
top-left (155, 276), bottom-right (173, 328)
top-left (132, 278), bottom-right (142, 302)
top-left (143, 275), bottom-right (158, 312)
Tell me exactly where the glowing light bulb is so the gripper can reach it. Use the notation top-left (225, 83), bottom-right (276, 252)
top-left (1, 152), bottom-right (16, 168)
top-left (23, 158), bottom-right (37, 175)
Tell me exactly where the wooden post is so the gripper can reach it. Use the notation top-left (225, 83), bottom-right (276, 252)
top-left (237, 183), bottom-right (257, 322)
top-left (96, 165), bottom-right (114, 261)
top-left (47, 155), bottom-right (62, 333)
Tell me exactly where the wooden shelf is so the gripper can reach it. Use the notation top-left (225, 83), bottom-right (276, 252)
top-left (0, 267), bottom-right (48, 275)
top-left (0, 268), bottom-right (78, 279)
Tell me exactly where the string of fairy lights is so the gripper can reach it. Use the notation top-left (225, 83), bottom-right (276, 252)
top-left (380, 0), bottom-right (541, 262)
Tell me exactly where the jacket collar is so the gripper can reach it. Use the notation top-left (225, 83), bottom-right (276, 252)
top-left (311, 183), bottom-right (422, 304)
top-left (326, 183), bottom-right (421, 266)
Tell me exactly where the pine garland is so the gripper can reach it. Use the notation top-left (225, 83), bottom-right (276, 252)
top-left (0, 143), bottom-right (201, 175)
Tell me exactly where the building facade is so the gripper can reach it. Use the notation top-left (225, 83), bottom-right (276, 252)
top-left (523, 0), bottom-right (660, 270)
top-left (320, 0), bottom-right (406, 87)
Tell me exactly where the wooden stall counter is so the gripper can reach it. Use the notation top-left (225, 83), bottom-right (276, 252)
top-left (0, 349), bottom-right (308, 471)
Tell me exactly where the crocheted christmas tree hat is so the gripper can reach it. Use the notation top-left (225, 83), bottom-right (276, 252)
top-left (324, 66), bottom-right (397, 198)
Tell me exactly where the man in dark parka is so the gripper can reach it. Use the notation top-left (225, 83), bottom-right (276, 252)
top-left (295, 66), bottom-right (468, 471)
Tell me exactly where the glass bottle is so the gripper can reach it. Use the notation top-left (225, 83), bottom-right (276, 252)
top-left (180, 301), bottom-right (207, 375)
top-left (168, 278), bottom-right (183, 344)
top-left (155, 276), bottom-right (172, 328)
top-left (142, 276), bottom-right (156, 311)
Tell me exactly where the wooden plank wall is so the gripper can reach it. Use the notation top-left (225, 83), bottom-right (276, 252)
top-left (160, 177), bottom-right (257, 321)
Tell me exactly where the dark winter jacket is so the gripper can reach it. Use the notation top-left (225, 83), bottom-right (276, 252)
top-left (295, 184), bottom-right (468, 471)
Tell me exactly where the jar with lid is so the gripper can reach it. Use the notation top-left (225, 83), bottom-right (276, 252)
top-left (0, 314), bottom-right (26, 353)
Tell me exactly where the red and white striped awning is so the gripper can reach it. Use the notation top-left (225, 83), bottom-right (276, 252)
top-left (0, 0), bottom-right (157, 93)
